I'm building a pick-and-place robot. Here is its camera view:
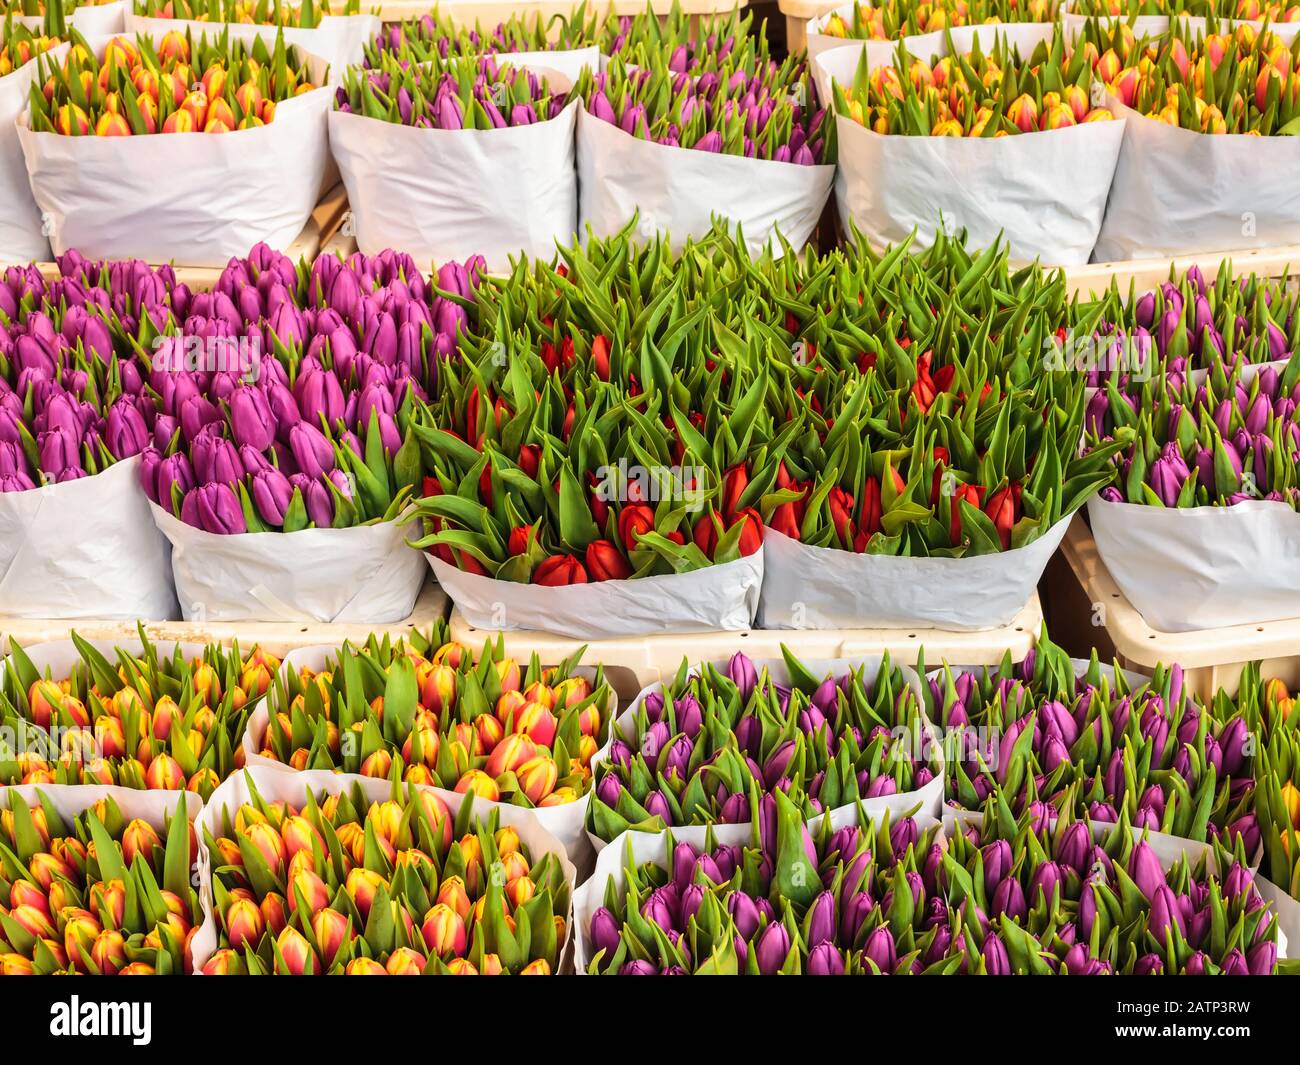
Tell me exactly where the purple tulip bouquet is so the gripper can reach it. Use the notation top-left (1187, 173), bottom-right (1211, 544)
top-left (0, 257), bottom-right (181, 617)
top-left (946, 808), bottom-right (1280, 975)
top-left (578, 792), bottom-right (958, 974)
top-left (1084, 331), bottom-right (1300, 629)
top-left (927, 631), bottom-right (1259, 850)
top-left (331, 55), bottom-right (579, 272)
top-left (586, 649), bottom-right (942, 845)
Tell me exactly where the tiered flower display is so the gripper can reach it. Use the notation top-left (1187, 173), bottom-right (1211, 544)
top-left (0, 633), bottom-right (274, 795)
top-left (199, 776), bottom-right (568, 974)
top-left (0, 792), bottom-right (200, 974)
top-left (28, 29), bottom-right (317, 136)
top-left (587, 650), bottom-right (941, 842)
top-left (929, 631), bottom-right (1259, 846)
top-left (250, 622), bottom-right (613, 810)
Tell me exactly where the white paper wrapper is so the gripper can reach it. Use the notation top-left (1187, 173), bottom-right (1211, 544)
top-left (0, 44), bottom-right (67, 262)
top-left (71, 1), bottom-right (127, 35)
top-left (124, 11), bottom-right (380, 76)
top-left (1093, 99), bottom-right (1300, 262)
top-left (574, 805), bottom-right (942, 972)
top-left (189, 765), bottom-right (577, 973)
top-left (1088, 495), bottom-right (1300, 631)
top-left (1258, 876), bottom-right (1299, 961)
top-left (430, 547), bottom-right (764, 639)
top-left (149, 501), bottom-right (426, 624)
top-left (1059, 9), bottom-right (1171, 43)
top-left (236, 644), bottom-right (618, 863)
top-left (824, 39), bottom-right (1125, 266)
top-left (330, 98), bottom-right (578, 274)
top-left (575, 105), bottom-right (834, 256)
top-left (1181, 14), bottom-right (1300, 45)
top-left (756, 515), bottom-right (1069, 631)
top-left (18, 39), bottom-right (332, 268)
top-left (586, 656), bottom-right (943, 854)
top-left (0, 458), bottom-right (178, 620)
top-left (485, 46), bottom-right (600, 83)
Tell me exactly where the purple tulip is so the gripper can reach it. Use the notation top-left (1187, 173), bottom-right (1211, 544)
top-left (754, 921), bottom-right (790, 975)
top-left (727, 652), bottom-right (757, 702)
top-left (590, 908), bottom-right (621, 957)
top-left (187, 483), bottom-right (246, 535)
top-left (1128, 841), bottom-right (1166, 902)
top-left (860, 926), bottom-right (896, 974)
top-left (808, 943), bottom-right (845, 975)
top-left (982, 933), bottom-right (1011, 975)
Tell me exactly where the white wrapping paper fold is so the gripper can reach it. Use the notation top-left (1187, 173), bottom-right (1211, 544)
top-left (757, 516), bottom-right (1069, 631)
top-left (238, 644), bottom-right (619, 863)
top-left (330, 98), bottom-right (578, 274)
top-left (124, 11), bottom-right (381, 76)
top-left (586, 656), bottom-right (943, 853)
top-left (430, 547), bottom-right (764, 638)
top-left (1088, 495), bottom-right (1300, 631)
top-left (0, 44), bottom-right (67, 262)
top-left (1258, 877), bottom-right (1300, 961)
top-left (574, 807), bottom-right (942, 972)
top-left (1093, 98), bottom-right (1300, 262)
top-left (0, 458), bottom-right (179, 620)
top-left (575, 105), bottom-right (834, 255)
top-left (18, 40), bottom-right (332, 267)
top-left (149, 502), bottom-right (426, 624)
top-left (189, 766), bottom-right (578, 972)
top-left (823, 37), bottom-right (1125, 267)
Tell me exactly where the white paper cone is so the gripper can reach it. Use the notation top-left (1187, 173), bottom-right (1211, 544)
top-left (0, 44), bottom-right (67, 262)
top-left (70, 1), bottom-right (127, 35)
top-left (1093, 99), bottom-right (1300, 262)
top-left (757, 515), bottom-right (1069, 630)
top-left (189, 766), bottom-right (577, 972)
top-left (149, 501), bottom-right (426, 623)
top-left (1059, 10), bottom-right (1171, 42)
top-left (0, 458), bottom-right (178, 620)
top-left (330, 99), bottom-right (578, 274)
top-left (429, 547), bottom-right (764, 638)
top-left (576, 106), bottom-right (834, 255)
top-left (18, 38), bottom-right (332, 267)
top-left (1258, 876), bottom-right (1300, 960)
top-left (1088, 495), bottom-right (1300, 631)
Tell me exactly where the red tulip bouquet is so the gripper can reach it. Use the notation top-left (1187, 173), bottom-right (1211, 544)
top-left (826, 26), bottom-right (1125, 265)
top-left (18, 27), bottom-right (333, 265)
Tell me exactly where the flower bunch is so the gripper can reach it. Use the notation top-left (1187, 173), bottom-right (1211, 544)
top-left (28, 28), bottom-right (317, 136)
top-left (586, 794), bottom-right (953, 974)
top-left (0, 15), bottom-right (61, 76)
top-left (252, 622), bottom-right (613, 809)
top-left (364, 7), bottom-right (598, 66)
top-left (0, 791), bottom-right (200, 974)
top-left (134, 0), bottom-right (359, 27)
top-left (819, 0), bottom-right (1058, 40)
top-left (834, 30), bottom-right (1115, 137)
top-left (603, 4), bottom-right (783, 80)
top-left (944, 808), bottom-right (1279, 974)
top-left (0, 632), bottom-right (274, 795)
top-left (1117, 23), bottom-right (1300, 134)
top-left (337, 55), bottom-right (567, 130)
top-left (588, 650), bottom-right (940, 843)
top-left (929, 631), bottom-right (1259, 847)
top-left (1088, 355), bottom-right (1300, 507)
top-left (199, 776), bottom-right (568, 974)
top-left (135, 246), bottom-right (481, 534)
top-left (1255, 676), bottom-right (1300, 903)
top-left (573, 56), bottom-right (829, 164)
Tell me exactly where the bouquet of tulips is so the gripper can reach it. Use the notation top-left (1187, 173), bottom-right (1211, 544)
top-left (587, 649), bottom-right (942, 845)
top-left (18, 27), bottom-right (332, 265)
top-left (137, 246), bottom-right (479, 623)
top-left (816, 0), bottom-right (1059, 41)
top-left (0, 789), bottom-right (200, 974)
top-left (0, 14), bottom-right (61, 76)
top-left (573, 51), bottom-right (834, 254)
top-left (946, 807), bottom-right (1279, 973)
top-left (579, 795), bottom-right (958, 974)
top-left (195, 772), bottom-right (570, 974)
top-left (603, 4), bottom-right (785, 80)
top-left (827, 28), bottom-right (1125, 264)
top-left (245, 622), bottom-right (613, 828)
top-left (1084, 347), bottom-right (1300, 629)
top-left (0, 632), bottom-right (273, 795)
top-left (1069, 263), bottom-right (1296, 384)
top-left (1255, 676), bottom-right (1300, 925)
top-left (1095, 25), bottom-right (1300, 257)
top-left (331, 55), bottom-right (577, 272)
top-left (133, 0), bottom-right (358, 28)
top-left (929, 631), bottom-right (1259, 848)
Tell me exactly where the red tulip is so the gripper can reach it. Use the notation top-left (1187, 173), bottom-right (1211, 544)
top-left (949, 483), bottom-right (983, 545)
top-left (828, 487), bottom-right (856, 547)
top-left (984, 484), bottom-right (1020, 550)
top-left (518, 444), bottom-right (540, 479)
top-left (733, 508), bottom-right (763, 557)
top-left (591, 334), bottom-right (611, 380)
top-left (507, 524), bottom-right (535, 556)
top-left (586, 539), bottom-right (633, 581)
top-left (721, 463), bottom-right (749, 522)
top-left (533, 554), bottom-right (587, 585)
top-left (859, 477), bottom-right (882, 539)
top-left (617, 503), bottom-right (655, 551)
